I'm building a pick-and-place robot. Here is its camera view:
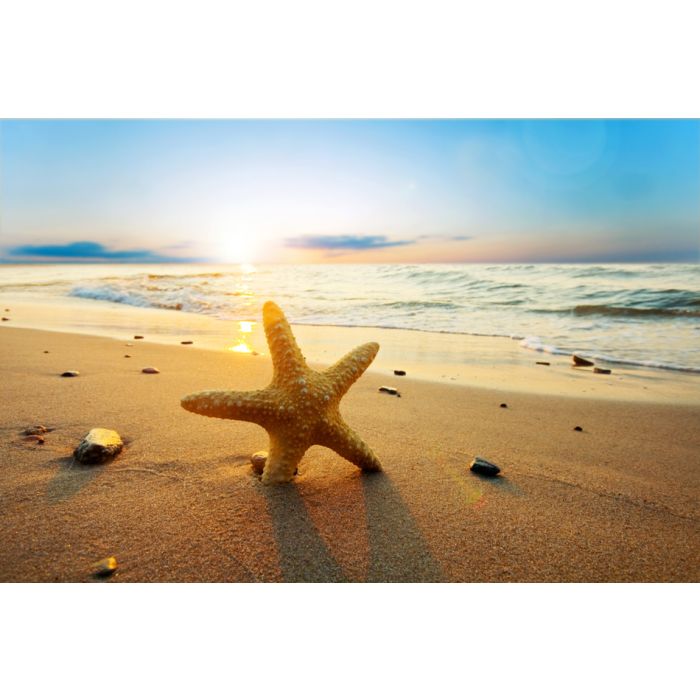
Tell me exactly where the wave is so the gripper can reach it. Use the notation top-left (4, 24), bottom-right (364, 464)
top-left (69, 285), bottom-right (188, 311)
top-left (146, 272), bottom-right (224, 280)
top-left (519, 336), bottom-right (700, 373)
top-left (378, 300), bottom-right (461, 310)
top-left (573, 304), bottom-right (700, 318)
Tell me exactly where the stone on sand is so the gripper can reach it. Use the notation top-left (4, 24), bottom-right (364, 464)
top-left (251, 451), bottom-right (268, 474)
top-left (470, 456), bottom-right (501, 477)
top-left (23, 435), bottom-right (45, 444)
top-left (141, 367), bottom-right (160, 374)
top-left (23, 425), bottom-right (50, 435)
top-left (74, 428), bottom-right (124, 464)
top-left (572, 354), bottom-right (594, 367)
top-left (61, 370), bottom-right (80, 377)
top-left (91, 556), bottom-right (118, 578)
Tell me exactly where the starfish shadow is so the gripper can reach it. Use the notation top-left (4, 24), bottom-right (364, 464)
top-left (261, 483), bottom-right (348, 582)
top-left (360, 471), bottom-right (444, 582)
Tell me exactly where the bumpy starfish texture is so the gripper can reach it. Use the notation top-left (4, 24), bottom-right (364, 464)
top-left (181, 301), bottom-right (382, 484)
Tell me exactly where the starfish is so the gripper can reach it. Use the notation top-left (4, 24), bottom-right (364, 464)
top-left (181, 301), bottom-right (382, 484)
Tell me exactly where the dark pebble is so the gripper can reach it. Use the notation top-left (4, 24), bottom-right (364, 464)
top-left (181, 340), bottom-right (193, 345)
top-left (536, 361), bottom-right (550, 366)
top-left (1, 317), bottom-right (9, 321)
top-left (470, 456), bottom-right (501, 477)
top-left (574, 426), bottom-right (583, 432)
top-left (43, 350), bottom-right (50, 354)
top-left (379, 386), bottom-right (399, 395)
top-left (572, 354), bottom-right (594, 367)
top-left (593, 367), bottom-right (611, 374)
top-left (393, 370), bottom-right (406, 376)
top-left (61, 370), bottom-right (80, 377)
top-left (124, 354), bottom-right (131, 358)
top-left (134, 335), bottom-right (144, 340)
top-left (500, 403), bottom-right (508, 408)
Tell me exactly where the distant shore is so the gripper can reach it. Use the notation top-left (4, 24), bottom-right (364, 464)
top-left (1, 322), bottom-right (698, 582)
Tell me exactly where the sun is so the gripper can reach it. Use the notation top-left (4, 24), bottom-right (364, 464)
top-left (217, 234), bottom-right (258, 264)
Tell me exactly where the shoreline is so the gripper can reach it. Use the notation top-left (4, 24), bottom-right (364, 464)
top-left (1, 324), bottom-right (699, 582)
top-left (3, 296), bottom-right (700, 404)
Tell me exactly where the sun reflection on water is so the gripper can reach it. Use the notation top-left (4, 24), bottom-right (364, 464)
top-left (228, 320), bottom-right (257, 354)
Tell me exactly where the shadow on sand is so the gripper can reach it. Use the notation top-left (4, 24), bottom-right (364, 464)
top-left (262, 470), bottom-right (443, 582)
top-left (361, 471), bottom-right (444, 582)
top-left (262, 483), bottom-right (348, 582)
top-left (471, 472), bottom-right (524, 496)
top-left (46, 456), bottom-right (106, 504)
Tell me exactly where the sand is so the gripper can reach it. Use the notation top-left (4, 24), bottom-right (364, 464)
top-left (1, 325), bottom-right (699, 582)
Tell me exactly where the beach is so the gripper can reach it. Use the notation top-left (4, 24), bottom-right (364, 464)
top-left (2, 322), bottom-right (698, 582)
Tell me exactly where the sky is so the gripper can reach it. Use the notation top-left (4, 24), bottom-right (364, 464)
top-left (0, 119), bottom-right (698, 264)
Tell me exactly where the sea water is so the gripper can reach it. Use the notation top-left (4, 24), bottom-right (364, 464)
top-left (1, 262), bottom-right (699, 373)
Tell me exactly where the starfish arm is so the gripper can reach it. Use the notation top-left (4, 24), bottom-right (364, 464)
top-left (316, 418), bottom-right (382, 472)
top-left (181, 388), bottom-right (280, 425)
top-left (261, 431), bottom-right (310, 484)
top-left (263, 300), bottom-right (307, 383)
top-left (322, 342), bottom-right (379, 398)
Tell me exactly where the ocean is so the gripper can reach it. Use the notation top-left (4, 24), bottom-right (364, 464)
top-left (2, 262), bottom-right (699, 373)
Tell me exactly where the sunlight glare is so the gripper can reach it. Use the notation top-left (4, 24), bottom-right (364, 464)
top-left (228, 320), bottom-right (257, 354)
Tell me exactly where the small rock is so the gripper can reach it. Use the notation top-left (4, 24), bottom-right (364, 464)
top-left (134, 335), bottom-right (144, 340)
top-left (593, 367), bottom-right (611, 375)
top-left (574, 426), bottom-right (583, 432)
top-left (74, 428), bottom-right (123, 464)
top-left (379, 386), bottom-right (399, 395)
top-left (1, 317), bottom-right (9, 321)
top-left (23, 435), bottom-right (45, 445)
top-left (124, 354), bottom-right (131, 358)
top-left (43, 350), bottom-right (50, 354)
top-left (500, 403), bottom-right (508, 408)
top-left (251, 451), bottom-right (268, 474)
top-left (91, 556), bottom-right (118, 578)
top-left (141, 366), bottom-right (160, 374)
top-left (393, 369), bottom-right (406, 376)
top-left (572, 354), bottom-right (594, 367)
top-left (61, 370), bottom-right (80, 377)
top-left (470, 456), bottom-right (501, 477)
top-left (181, 340), bottom-right (193, 345)
top-left (4, 308), bottom-right (9, 312)
top-left (536, 361), bottom-right (550, 366)
top-left (23, 425), bottom-right (51, 435)
top-left (251, 351), bottom-right (259, 356)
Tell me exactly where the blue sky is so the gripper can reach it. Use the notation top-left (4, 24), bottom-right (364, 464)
top-left (1, 119), bottom-right (698, 263)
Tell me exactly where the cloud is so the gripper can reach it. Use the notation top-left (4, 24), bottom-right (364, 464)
top-left (284, 234), bottom-right (415, 250)
top-left (416, 234), bottom-right (474, 242)
top-left (6, 240), bottom-right (198, 262)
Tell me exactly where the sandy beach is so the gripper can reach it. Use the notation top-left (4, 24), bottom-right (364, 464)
top-left (1, 323), bottom-right (698, 582)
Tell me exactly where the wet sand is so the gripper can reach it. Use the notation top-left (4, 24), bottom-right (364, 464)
top-left (1, 325), bottom-right (698, 582)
